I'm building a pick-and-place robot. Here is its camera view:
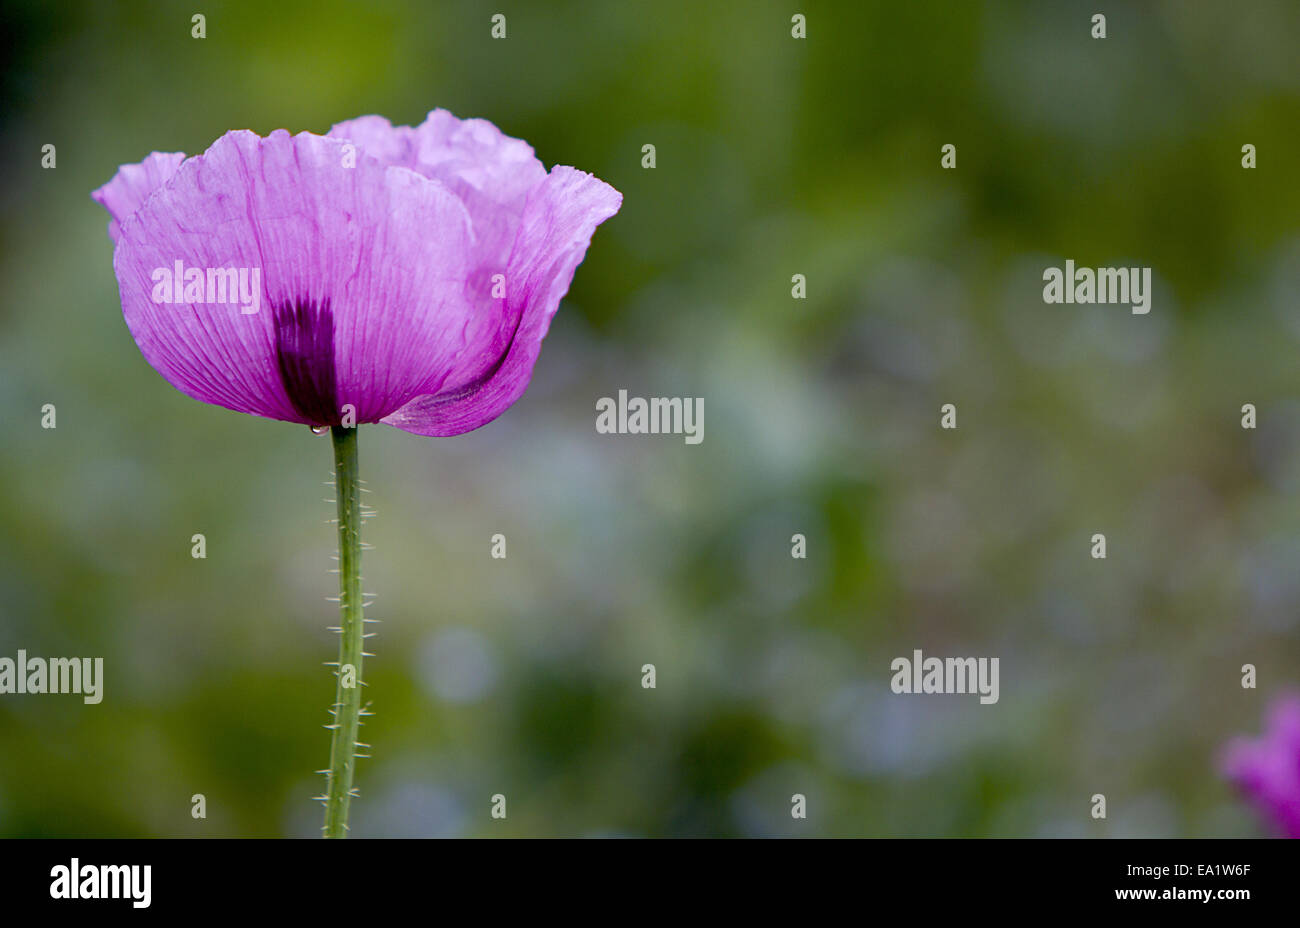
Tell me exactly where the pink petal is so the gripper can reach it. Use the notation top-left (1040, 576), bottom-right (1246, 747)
top-left (330, 109), bottom-right (547, 268)
top-left (382, 165), bottom-right (621, 436)
top-left (91, 151), bottom-right (187, 244)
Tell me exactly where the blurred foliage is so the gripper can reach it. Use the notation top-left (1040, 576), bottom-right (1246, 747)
top-left (1, 0), bottom-right (1299, 836)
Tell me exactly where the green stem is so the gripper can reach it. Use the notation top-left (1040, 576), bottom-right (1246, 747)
top-left (323, 424), bottom-right (364, 838)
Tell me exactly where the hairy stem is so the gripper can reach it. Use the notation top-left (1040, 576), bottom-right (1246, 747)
top-left (323, 424), bottom-right (364, 837)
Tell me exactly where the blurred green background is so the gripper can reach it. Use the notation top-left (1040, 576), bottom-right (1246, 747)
top-left (2, 0), bottom-right (1299, 837)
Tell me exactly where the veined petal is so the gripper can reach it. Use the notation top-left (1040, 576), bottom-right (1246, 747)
top-left (382, 165), bottom-right (621, 437)
top-left (91, 151), bottom-right (187, 244)
top-left (325, 115), bottom-right (420, 170)
top-left (109, 129), bottom-right (486, 425)
top-left (330, 109), bottom-right (547, 268)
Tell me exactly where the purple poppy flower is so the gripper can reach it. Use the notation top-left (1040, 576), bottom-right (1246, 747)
top-left (92, 109), bottom-right (621, 435)
top-left (1221, 693), bottom-right (1300, 837)
top-left (92, 111), bottom-right (621, 838)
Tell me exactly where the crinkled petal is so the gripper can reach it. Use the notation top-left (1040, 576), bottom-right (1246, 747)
top-left (381, 165), bottom-right (621, 436)
top-left (329, 110), bottom-right (554, 395)
top-left (91, 151), bottom-right (187, 243)
top-left (108, 129), bottom-right (488, 424)
top-left (325, 115), bottom-right (420, 169)
top-left (330, 109), bottom-right (547, 268)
